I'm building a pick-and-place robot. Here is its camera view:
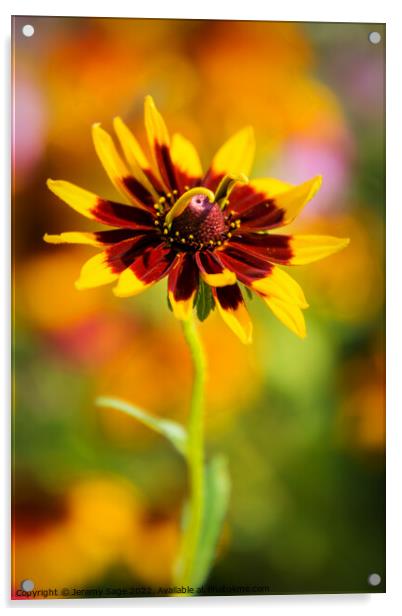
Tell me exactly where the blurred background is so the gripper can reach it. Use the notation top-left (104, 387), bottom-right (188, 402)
top-left (12, 18), bottom-right (385, 596)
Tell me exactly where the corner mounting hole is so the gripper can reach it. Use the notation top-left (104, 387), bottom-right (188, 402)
top-left (368, 31), bottom-right (381, 45)
top-left (21, 579), bottom-right (35, 591)
top-left (368, 573), bottom-right (381, 586)
top-left (22, 24), bottom-right (35, 38)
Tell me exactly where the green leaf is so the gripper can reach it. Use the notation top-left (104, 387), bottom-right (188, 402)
top-left (242, 284), bottom-right (253, 300)
top-left (95, 396), bottom-right (187, 456)
top-left (190, 455), bottom-right (231, 589)
top-left (167, 294), bottom-right (173, 312)
top-left (195, 279), bottom-right (215, 322)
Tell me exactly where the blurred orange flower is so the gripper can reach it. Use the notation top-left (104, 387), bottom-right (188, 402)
top-left (337, 346), bottom-right (385, 453)
top-left (292, 210), bottom-right (384, 323)
top-left (97, 312), bottom-right (261, 447)
top-left (196, 22), bottom-right (347, 152)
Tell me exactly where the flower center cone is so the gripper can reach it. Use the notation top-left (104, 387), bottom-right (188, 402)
top-left (171, 194), bottom-right (229, 247)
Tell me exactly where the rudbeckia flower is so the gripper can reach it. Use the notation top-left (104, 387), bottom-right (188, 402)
top-left (44, 95), bottom-right (349, 343)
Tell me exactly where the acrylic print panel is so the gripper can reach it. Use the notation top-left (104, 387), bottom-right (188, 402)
top-left (12, 16), bottom-right (385, 599)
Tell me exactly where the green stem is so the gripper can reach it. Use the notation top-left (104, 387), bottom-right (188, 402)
top-left (177, 316), bottom-right (207, 587)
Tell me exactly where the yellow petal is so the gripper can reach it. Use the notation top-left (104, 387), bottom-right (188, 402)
top-left (167, 254), bottom-right (199, 320)
top-left (113, 116), bottom-right (149, 169)
top-left (92, 123), bottom-right (135, 204)
top-left (171, 133), bottom-right (203, 186)
top-left (144, 95), bottom-right (170, 148)
top-left (248, 177), bottom-right (293, 196)
top-left (217, 301), bottom-right (253, 344)
top-left (46, 179), bottom-right (99, 220)
top-left (262, 295), bottom-right (307, 339)
top-left (43, 232), bottom-right (102, 247)
top-left (168, 290), bottom-right (196, 321)
top-left (113, 116), bottom-right (159, 199)
top-left (200, 268), bottom-right (236, 287)
top-left (271, 175), bottom-right (322, 226)
top-left (289, 235), bottom-right (350, 265)
top-left (239, 176), bottom-right (322, 228)
top-left (113, 268), bottom-right (150, 298)
top-left (214, 286), bottom-right (253, 344)
top-left (75, 252), bottom-right (119, 290)
top-left (251, 266), bottom-right (308, 308)
top-left (144, 95), bottom-right (171, 189)
top-left (209, 126), bottom-right (255, 179)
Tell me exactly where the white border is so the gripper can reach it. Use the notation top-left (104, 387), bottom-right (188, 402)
top-left (2, 1), bottom-right (401, 614)
top-left (0, 0), bottom-right (393, 22)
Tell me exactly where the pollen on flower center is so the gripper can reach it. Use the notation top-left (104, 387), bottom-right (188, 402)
top-left (164, 194), bottom-right (231, 250)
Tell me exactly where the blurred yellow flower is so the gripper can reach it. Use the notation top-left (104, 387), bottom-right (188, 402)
top-left (16, 249), bottom-right (108, 331)
top-left (13, 475), bottom-right (181, 596)
top-left (123, 508), bottom-right (180, 586)
top-left (13, 476), bottom-right (141, 594)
